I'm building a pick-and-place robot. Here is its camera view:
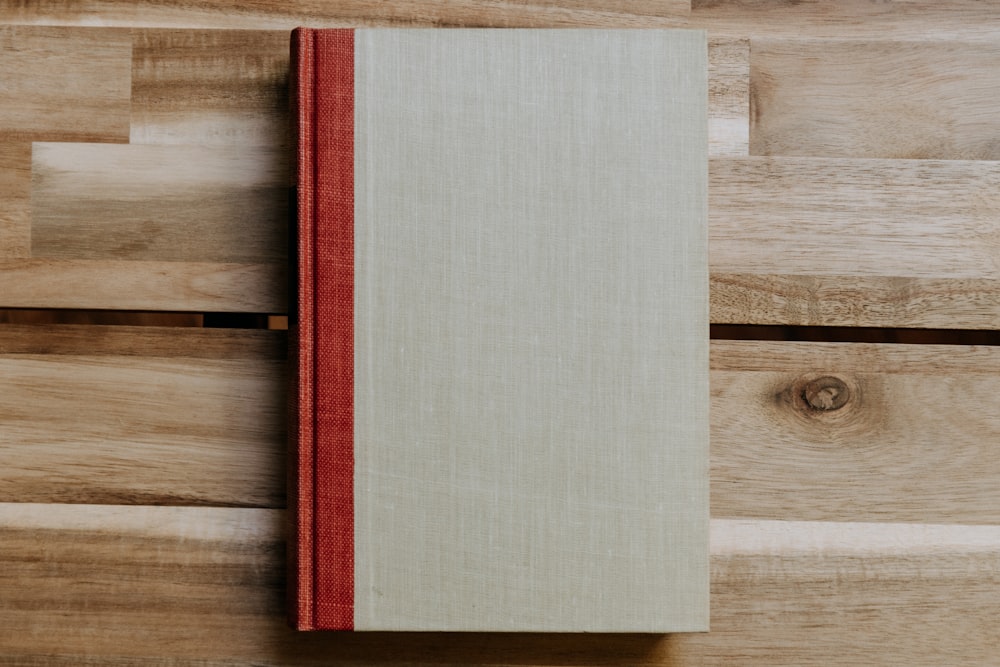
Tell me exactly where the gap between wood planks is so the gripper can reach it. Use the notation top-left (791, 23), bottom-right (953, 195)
top-left (1, 308), bottom-right (1000, 345)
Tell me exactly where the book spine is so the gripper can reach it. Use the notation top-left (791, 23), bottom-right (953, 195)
top-left (311, 27), bottom-right (355, 632)
top-left (289, 25), bottom-right (316, 631)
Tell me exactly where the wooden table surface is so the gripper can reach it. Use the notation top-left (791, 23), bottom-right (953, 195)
top-left (3, 2), bottom-right (1000, 664)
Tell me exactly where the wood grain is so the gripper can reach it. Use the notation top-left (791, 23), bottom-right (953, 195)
top-left (691, 0), bottom-right (1000, 39)
top-left (712, 340), bottom-right (1000, 524)
top-left (708, 155), bottom-right (1000, 327)
top-left (0, 259), bottom-right (285, 311)
top-left (0, 326), bottom-right (286, 507)
top-left (131, 29), bottom-right (290, 145)
top-left (2, 504), bottom-right (998, 664)
top-left (751, 39), bottom-right (1000, 159)
top-left (711, 274), bottom-right (1000, 329)
top-left (31, 142), bottom-right (289, 262)
top-left (711, 157), bottom-right (1000, 278)
top-left (0, 25), bottom-right (131, 142)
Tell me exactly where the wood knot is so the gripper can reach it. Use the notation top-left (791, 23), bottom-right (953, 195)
top-left (801, 376), bottom-right (850, 411)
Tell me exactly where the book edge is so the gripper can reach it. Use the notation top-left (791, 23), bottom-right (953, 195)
top-left (289, 25), bottom-right (317, 632)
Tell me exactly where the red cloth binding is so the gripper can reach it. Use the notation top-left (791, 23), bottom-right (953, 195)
top-left (291, 27), bottom-right (355, 631)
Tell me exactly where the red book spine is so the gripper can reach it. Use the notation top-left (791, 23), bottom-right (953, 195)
top-left (289, 27), bottom-right (355, 632)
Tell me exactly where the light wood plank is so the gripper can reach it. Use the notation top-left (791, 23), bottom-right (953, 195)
top-left (712, 340), bottom-right (1000, 524)
top-left (31, 142), bottom-right (289, 263)
top-left (690, 0), bottom-right (1000, 39)
top-left (711, 274), bottom-right (1000, 329)
top-left (750, 39), bottom-right (1000, 159)
top-left (0, 326), bottom-right (285, 507)
top-left (0, 26), bottom-right (131, 142)
top-left (2, 504), bottom-right (998, 664)
top-left (0, 142), bottom-right (31, 259)
top-left (130, 29), bottom-right (290, 145)
top-left (5, 327), bottom-right (1000, 526)
top-left (711, 157), bottom-right (1000, 279)
top-left (0, 259), bottom-right (285, 311)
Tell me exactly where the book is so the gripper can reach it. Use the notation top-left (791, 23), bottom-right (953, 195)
top-left (290, 27), bottom-right (709, 632)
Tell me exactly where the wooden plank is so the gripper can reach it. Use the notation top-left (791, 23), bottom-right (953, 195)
top-left (0, 26), bottom-right (130, 142)
top-left (0, 259), bottom-right (285, 311)
top-left (4, 326), bottom-right (1000, 525)
top-left (690, 0), bottom-right (1000, 39)
top-left (0, 142), bottom-right (31, 259)
top-left (1, 504), bottom-right (998, 664)
top-left (708, 37), bottom-right (748, 156)
top-left (0, 326), bottom-right (286, 507)
top-left (130, 29), bottom-right (290, 145)
top-left (31, 142), bottom-right (289, 263)
top-left (712, 340), bottom-right (1000, 524)
top-left (711, 274), bottom-right (1000, 329)
top-left (0, 0), bottom-right (689, 30)
top-left (0, 323), bottom-right (285, 358)
top-left (750, 39), bottom-right (1000, 159)
top-left (711, 157), bottom-right (1000, 278)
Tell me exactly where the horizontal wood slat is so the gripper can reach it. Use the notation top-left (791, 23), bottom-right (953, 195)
top-left (0, 326), bottom-right (285, 507)
top-left (750, 39), bottom-right (1000, 159)
top-left (2, 504), bottom-right (998, 665)
top-left (0, 25), bottom-right (131, 142)
top-left (711, 274), bottom-right (1000, 329)
top-left (712, 157), bottom-right (1000, 280)
top-left (711, 340), bottom-right (1000, 524)
top-left (3, 326), bottom-right (999, 525)
top-left (0, 259), bottom-right (284, 311)
top-left (691, 0), bottom-right (1000, 39)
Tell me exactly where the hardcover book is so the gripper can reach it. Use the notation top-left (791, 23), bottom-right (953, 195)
top-left (290, 27), bottom-right (708, 632)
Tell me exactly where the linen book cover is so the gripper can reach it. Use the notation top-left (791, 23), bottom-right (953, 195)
top-left (290, 27), bottom-right (708, 632)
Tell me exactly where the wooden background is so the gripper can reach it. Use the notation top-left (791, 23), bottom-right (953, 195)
top-left (3, 1), bottom-right (1000, 664)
